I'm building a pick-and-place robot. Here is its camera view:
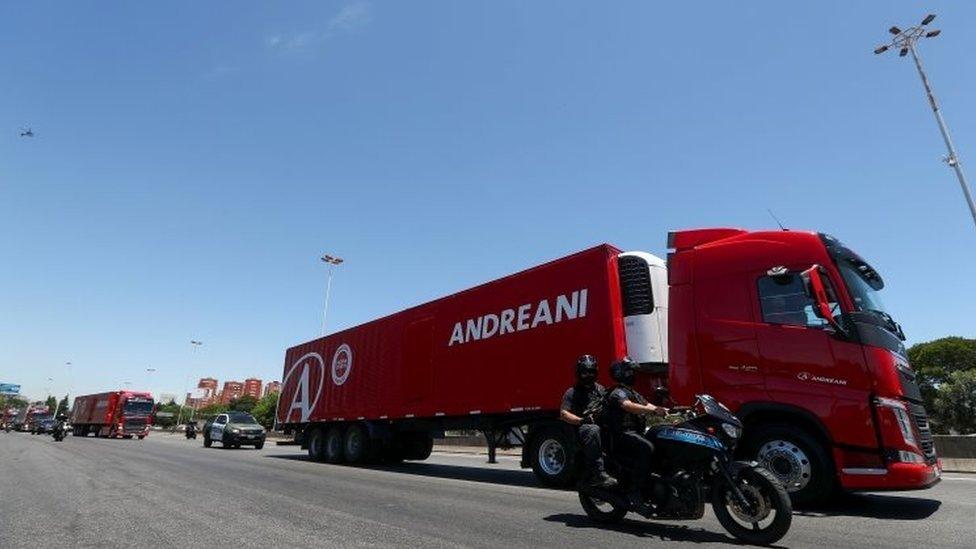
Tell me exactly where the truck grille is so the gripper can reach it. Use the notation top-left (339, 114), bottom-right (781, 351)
top-left (907, 402), bottom-right (937, 463)
top-left (124, 418), bottom-right (147, 433)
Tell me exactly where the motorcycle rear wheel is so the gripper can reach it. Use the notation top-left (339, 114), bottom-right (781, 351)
top-left (712, 465), bottom-right (792, 546)
top-left (578, 491), bottom-right (627, 524)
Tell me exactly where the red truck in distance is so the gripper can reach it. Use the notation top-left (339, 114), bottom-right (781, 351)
top-left (71, 391), bottom-right (155, 439)
top-left (278, 229), bottom-right (939, 504)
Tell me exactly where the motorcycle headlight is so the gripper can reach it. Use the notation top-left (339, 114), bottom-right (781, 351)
top-left (721, 423), bottom-right (741, 439)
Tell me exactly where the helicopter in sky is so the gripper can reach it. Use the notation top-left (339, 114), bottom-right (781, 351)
top-left (20, 127), bottom-right (34, 137)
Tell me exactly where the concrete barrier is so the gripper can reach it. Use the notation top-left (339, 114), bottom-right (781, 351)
top-left (934, 435), bottom-right (976, 473)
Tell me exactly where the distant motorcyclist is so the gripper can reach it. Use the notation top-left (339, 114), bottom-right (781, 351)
top-left (52, 414), bottom-right (69, 441)
top-left (185, 420), bottom-right (197, 440)
top-left (606, 357), bottom-right (668, 510)
top-left (560, 355), bottom-right (616, 489)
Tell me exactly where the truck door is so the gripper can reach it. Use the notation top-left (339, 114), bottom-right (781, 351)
top-left (752, 269), bottom-right (870, 413)
top-left (211, 414), bottom-right (227, 441)
top-left (694, 274), bottom-right (766, 408)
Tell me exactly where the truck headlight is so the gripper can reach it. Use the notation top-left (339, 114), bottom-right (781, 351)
top-left (875, 397), bottom-right (918, 447)
top-left (897, 450), bottom-right (925, 464)
top-left (721, 423), bottom-right (741, 439)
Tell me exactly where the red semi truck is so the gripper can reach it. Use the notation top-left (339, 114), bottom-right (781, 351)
top-left (278, 228), bottom-right (939, 503)
top-left (71, 391), bottom-right (155, 439)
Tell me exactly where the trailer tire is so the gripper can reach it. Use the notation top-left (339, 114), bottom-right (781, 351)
top-left (530, 427), bottom-right (578, 487)
top-left (402, 433), bottom-right (433, 461)
top-left (344, 424), bottom-right (371, 464)
top-left (325, 426), bottom-right (345, 464)
top-left (742, 423), bottom-right (835, 506)
top-left (307, 428), bottom-right (328, 461)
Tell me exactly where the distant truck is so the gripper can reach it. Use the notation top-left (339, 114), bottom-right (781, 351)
top-left (15, 405), bottom-right (50, 432)
top-left (278, 230), bottom-right (939, 504)
top-left (71, 391), bottom-right (155, 439)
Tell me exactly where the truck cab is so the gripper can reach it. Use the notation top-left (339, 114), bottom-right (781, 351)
top-left (626, 228), bottom-right (939, 503)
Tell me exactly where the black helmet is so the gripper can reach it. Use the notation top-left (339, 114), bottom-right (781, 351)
top-left (610, 357), bottom-right (637, 385)
top-left (575, 355), bottom-right (598, 386)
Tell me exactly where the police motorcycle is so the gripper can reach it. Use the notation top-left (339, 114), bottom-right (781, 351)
top-left (52, 417), bottom-right (71, 442)
top-left (578, 394), bottom-right (792, 546)
top-left (185, 421), bottom-right (197, 440)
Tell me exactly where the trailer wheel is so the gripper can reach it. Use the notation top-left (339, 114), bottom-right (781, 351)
top-left (530, 427), bottom-right (578, 487)
top-left (742, 423), bottom-right (835, 505)
top-left (402, 432), bottom-right (433, 461)
top-left (306, 428), bottom-right (328, 461)
top-left (344, 425), bottom-right (371, 464)
top-left (325, 426), bottom-right (345, 464)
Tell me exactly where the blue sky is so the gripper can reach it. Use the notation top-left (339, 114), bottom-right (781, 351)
top-left (2, 1), bottom-right (974, 402)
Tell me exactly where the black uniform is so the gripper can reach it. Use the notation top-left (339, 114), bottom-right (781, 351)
top-left (607, 385), bottom-right (655, 483)
top-left (560, 382), bottom-right (607, 474)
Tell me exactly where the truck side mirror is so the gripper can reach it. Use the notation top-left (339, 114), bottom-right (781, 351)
top-left (800, 265), bottom-right (846, 336)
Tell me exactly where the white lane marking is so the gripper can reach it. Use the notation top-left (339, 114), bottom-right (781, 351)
top-left (942, 476), bottom-right (976, 482)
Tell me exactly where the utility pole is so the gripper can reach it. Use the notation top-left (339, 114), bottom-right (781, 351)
top-left (874, 13), bottom-right (976, 231)
top-left (320, 254), bottom-right (344, 336)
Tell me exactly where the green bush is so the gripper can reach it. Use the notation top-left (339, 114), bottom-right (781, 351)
top-left (934, 370), bottom-right (976, 435)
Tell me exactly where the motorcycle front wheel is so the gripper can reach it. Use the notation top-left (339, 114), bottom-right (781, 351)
top-left (578, 491), bottom-right (628, 524)
top-left (712, 465), bottom-right (792, 546)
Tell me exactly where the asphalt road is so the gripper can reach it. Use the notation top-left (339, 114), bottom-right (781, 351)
top-left (1, 432), bottom-right (972, 548)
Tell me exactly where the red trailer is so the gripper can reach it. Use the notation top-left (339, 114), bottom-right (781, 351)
top-left (279, 230), bottom-right (939, 503)
top-left (71, 390), bottom-right (155, 439)
top-left (278, 245), bottom-right (631, 480)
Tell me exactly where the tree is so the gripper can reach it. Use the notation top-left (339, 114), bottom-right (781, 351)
top-left (196, 402), bottom-right (229, 418)
top-left (0, 394), bottom-right (28, 411)
top-left (44, 395), bottom-right (57, 412)
top-left (934, 370), bottom-right (976, 434)
top-left (228, 395), bottom-right (258, 413)
top-left (154, 401), bottom-right (183, 428)
top-left (907, 336), bottom-right (976, 429)
top-left (56, 394), bottom-right (70, 416)
top-left (251, 392), bottom-right (279, 428)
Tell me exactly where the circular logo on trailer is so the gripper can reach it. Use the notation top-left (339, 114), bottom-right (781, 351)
top-left (797, 371), bottom-right (811, 381)
top-left (277, 352), bottom-right (326, 424)
top-left (332, 344), bottom-right (353, 386)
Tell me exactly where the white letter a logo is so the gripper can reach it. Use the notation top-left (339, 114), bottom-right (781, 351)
top-left (287, 365), bottom-right (311, 422)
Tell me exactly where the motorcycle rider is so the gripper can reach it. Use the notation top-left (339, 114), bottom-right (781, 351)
top-left (606, 357), bottom-right (668, 511)
top-left (52, 413), bottom-right (68, 440)
top-left (560, 355), bottom-right (617, 488)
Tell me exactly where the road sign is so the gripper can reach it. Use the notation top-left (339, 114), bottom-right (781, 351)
top-left (0, 383), bottom-right (21, 395)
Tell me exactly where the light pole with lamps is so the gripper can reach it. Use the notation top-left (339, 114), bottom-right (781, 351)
top-left (874, 13), bottom-right (976, 231)
top-left (320, 254), bottom-right (344, 336)
top-left (177, 340), bottom-right (204, 427)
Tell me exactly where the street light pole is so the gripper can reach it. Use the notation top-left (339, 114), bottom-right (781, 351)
top-left (178, 340), bottom-right (203, 427)
top-left (320, 254), bottom-right (344, 336)
top-left (875, 13), bottom-right (976, 231)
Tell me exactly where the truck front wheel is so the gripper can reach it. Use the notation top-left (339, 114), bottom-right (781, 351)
top-left (743, 424), bottom-right (835, 505)
top-left (530, 427), bottom-right (578, 487)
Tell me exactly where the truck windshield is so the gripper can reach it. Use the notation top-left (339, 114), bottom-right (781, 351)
top-left (837, 260), bottom-right (888, 315)
top-left (820, 233), bottom-right (898, 328)
top-left (124, 398), bottom-right (154, 415)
